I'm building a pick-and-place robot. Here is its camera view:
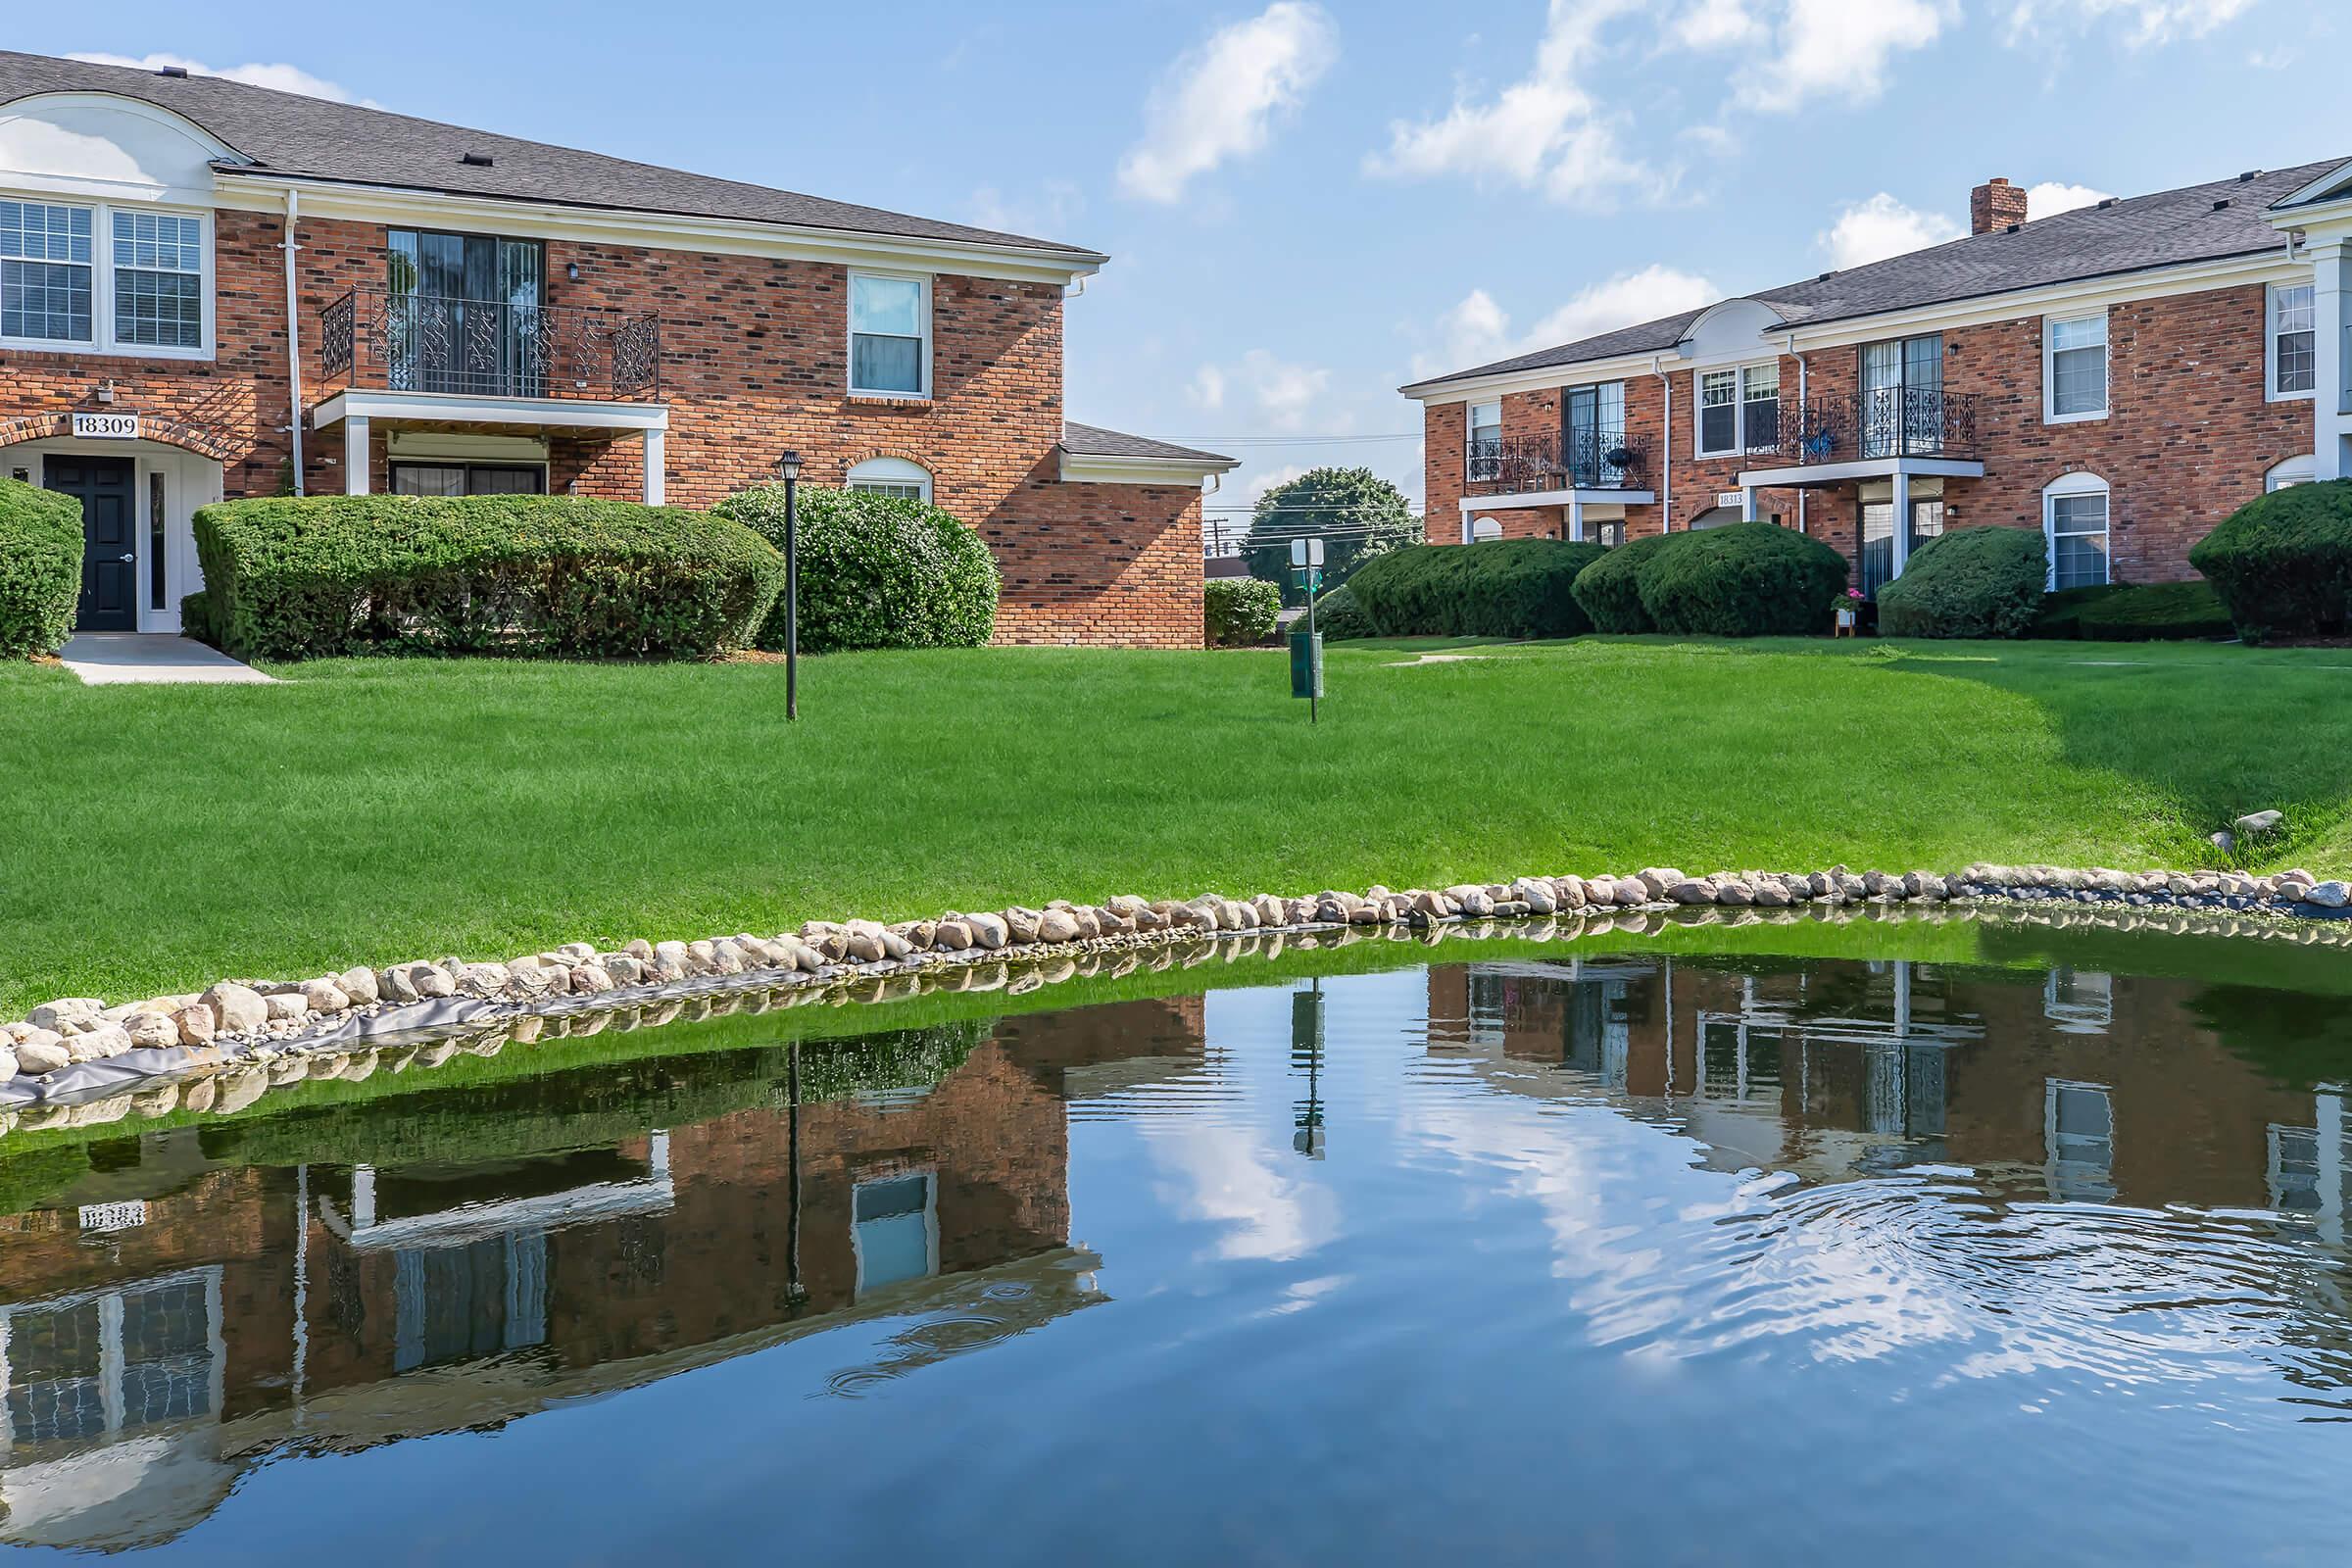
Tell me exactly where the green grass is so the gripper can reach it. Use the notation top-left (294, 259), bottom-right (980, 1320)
top-left (7, 634), bottom-right (2352, 1013)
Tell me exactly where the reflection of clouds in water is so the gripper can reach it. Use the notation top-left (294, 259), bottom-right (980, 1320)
top-left (1403, 1088), bottom-right (2352, 1403)
top-left (1145, 1122), bottom-right (1340, 1263)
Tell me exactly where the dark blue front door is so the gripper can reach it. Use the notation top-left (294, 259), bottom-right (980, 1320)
top-left (47, 455), bottom-right (137, 631)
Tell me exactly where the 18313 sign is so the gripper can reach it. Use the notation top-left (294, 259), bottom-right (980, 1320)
top-left (71, 412), bottom-right (140, 440)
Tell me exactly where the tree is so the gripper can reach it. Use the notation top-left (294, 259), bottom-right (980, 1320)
top-left (1241, 467), bottom-right (1423, 604)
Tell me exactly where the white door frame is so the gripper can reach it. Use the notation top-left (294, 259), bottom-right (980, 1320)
top-left (3, 438), bottom-right (225, 634)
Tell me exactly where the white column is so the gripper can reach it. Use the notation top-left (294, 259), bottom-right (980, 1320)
top-left (1740, 485), bottom-right (1758, 521)
top-left (1567, 498), bottom-right (1585, 543)
top-left (1459, 508), bottom-right (1473, 545)
top-left (344, 415), bottom-right (369, 496)
top-left (2314, 242), bottom-right (2349, 481)
top-left (643, 428), bottom-right (666, 505)
top-left (1891, 468), bottom-right (1912, 577)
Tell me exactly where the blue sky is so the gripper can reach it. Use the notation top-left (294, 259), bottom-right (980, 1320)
top-left (21, 0), bottom-right (2345, 535)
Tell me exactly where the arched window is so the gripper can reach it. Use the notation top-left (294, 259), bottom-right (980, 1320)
top-left (2267, 454), bottom-right (2316, 492)
top-left (1470, 515), bottom-right (1503, 541)
top-left (2042, 471), bottom-right (2111, 590)
top-left (845, 457), bottom-right (932, 503)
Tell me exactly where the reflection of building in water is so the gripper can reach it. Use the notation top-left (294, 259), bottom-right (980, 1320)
top-left (0, 998), bottom-right (1205, 1551)
top-left (1428, 956), bottom-right (2342, 1209)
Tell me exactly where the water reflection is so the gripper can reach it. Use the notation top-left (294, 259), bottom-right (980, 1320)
top-left (2, 948), bottom-right (2351, 1558)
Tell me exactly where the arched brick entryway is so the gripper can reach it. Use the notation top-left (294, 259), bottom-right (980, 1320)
top-left (0, 413), bottom-right (243, 464)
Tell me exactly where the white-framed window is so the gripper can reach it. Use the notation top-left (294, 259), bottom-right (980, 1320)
top-left (1470, 514), bottom-right (1503, 541)
top-left (1467, 399), bottom-right (1501, 481)
top-left (848, 271), bottom-right (930, 398)
top-left (2269, 282), bottom-right (2316, 401)
top-left (2267, 453), bottom-right (2316, 492)
top-left (2043, 310), bottom-right (2108, 422)
top-left (2044, 1078), bottom-right (2115, 1203)
top-left (0, 195), bottom-right (211, 359)
top-left (2042, 967), bottom-right (2114, 1033)
top-left (845, 456), bottom-right (933, 503)
top-left (852, 1171), bottom-right (938, 1295)
top-left (2043, 471), bottom-right (2112, 590)
top-left (1696, 364), bottom-right (1778, 457)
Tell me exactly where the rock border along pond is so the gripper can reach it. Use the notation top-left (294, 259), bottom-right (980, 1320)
top-left (2, 861), bottom-right (2347, 1129)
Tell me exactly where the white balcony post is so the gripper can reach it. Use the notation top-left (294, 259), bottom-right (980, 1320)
top-left (2313, 241), bottom-right (2349, 481)
top-left (344, 415), bottom-right (370, 496)
top-left (1891, 469), bottom-right (1912, 578)
top-left (1568, 498), bottom-right (1585, 543)
top-left (1740, 485), bottom-right (1758, 522)
top-left (643, 428), bottom-right (666, 505)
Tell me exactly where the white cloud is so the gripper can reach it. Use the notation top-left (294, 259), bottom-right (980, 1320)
top-left (1145, 1123), bottom-right (1337, 1263)
top-left (1116, 3), bottom-right (1338, 204)
top-left (1365, 0), bottom-right (1668, 209)
top-left (1674, 0), bottom-right (1767, 48)
top-left (1237, 349), bottom-right (1332, 432)
top-left (1817, 193), bottom-right (1963, 270)
top-left (966, 179), bottom-right (1082, 238)
top-left (1412, 266), bottom-right (1718, 377)
top-left (67, 51), bottom-right (377, 106)
top-left (2005, 0), bottom-right (2257, 47)
top-left (2246, 44), bottom-right (2298, 69)
top-left (1737, 0), bottom-right (1955, 113)
top-left (1188, 364), bottom-right (1228, 411)
top-left (2026, 180), bottom-right (2112, 220)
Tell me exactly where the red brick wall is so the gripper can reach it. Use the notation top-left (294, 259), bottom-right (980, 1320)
top-left (1420, 287), bottom-right (2307, 585)
top-left (0, 212), bottom-right (1200, 647)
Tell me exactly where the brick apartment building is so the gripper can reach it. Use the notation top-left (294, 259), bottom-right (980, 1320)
top-left (1404, 160), bottom-right (2352, 596)
top-left (0, 51), bottom-right (1234, 647)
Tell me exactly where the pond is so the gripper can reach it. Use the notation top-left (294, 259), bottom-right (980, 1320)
top-left (3, 920), bottom-right (2352, 1563)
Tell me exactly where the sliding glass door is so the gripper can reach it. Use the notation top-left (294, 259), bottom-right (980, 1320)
top-left (386, 230), bottom-right (545, 396)
top-left (1860, 334), bottom-right (1943, 459)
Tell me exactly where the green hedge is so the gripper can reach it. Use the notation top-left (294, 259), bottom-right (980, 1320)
top-left (194, 495), bottom-right (783, 662)
top-left (179, 589), bottom-right (217, 648)
top-left (1875, 525), bottom-right (2046, 639)
top-left (2030, 583), bottom-right (2130, 639)
top-left (1309, 581), bottom-right (1375, 639)
top-left (1570, 532), bottom-right (1676, 634)
top-left (2189, 480), bottom-right (2352, 642)
top-left (1636, 521), bottom-right (1850, 637)
top-left (0, 476), bottom-right (82, 659)
top-left (2074, 579), bottom-right (2235, 642)
top-left (1203, 577), bottom-right (1281, 646)
top-left (715, 484), bottom-right (997, 653)
top-left (1345, 539), bottom-right (1606, 638)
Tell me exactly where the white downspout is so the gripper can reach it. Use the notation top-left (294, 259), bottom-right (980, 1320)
top-left (1651, 356), bottom-right (1672, 532)
top-left (1786, 332), bottom-right (1806, 533)
top-left (282, 187), bottom-right (304, 496)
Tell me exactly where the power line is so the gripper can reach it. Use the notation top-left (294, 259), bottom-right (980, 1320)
top-left (1177, 432), bottom-right (1422, 445)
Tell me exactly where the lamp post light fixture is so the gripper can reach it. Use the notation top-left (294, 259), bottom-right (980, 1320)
top-left (775, 451), bottom-right (802, 720)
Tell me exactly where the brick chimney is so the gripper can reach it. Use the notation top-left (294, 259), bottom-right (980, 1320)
top-left (1971, 176), bottom-right (2030, 234)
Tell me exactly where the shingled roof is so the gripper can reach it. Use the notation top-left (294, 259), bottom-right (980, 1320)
top-left (1403, 159), bottom-right (2340, 394)
top-left (0, 50), bottom-right (1104, 261)
top-left (1061, 421), bottom-right (1236, 466)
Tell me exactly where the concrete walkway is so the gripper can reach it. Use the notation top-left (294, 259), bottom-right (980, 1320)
top-left (57, 634), bottom-right (274, 685)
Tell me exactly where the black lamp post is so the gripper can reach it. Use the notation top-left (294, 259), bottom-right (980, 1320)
top-left (775, 451), bottom-right (801, 720)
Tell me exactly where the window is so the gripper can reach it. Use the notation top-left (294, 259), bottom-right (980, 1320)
top-left (2044, 311), bottom-right (2108, 421)
top-left (849, 272), bottom-right (929, 397)
top-left (1860, 334), bottom-right (1946, 456)
top-left (845, 457), bottom-right (933, 503)
top-left (1470, 515), bottom-right (1503, 541)
top-left (1697, 365), bottom-right (1778, 457)
top-left (2044, 472), bottom-right (2111, 590)
top-left (148, 471), bottom-right (167, 612)
top-left (1, 198), bottom-right (93, 342)
top-left (853, 1172), bottom-right (937, 1294)
top-left (2044, 1079), bottom-right (2115, 1202)
top-left (390, 463), bottom-right (546, 497)
top-left (2270, 282), bottom-right (2316, 399)
top-left (2042, 967), bottom-right (2114, 1033)
top-left (1467, 400), bottom-right (1501, 481)
top-left (0, 197), bottom-right (208, 356)
top-left (2267, 454), bottom-right (2316, 492)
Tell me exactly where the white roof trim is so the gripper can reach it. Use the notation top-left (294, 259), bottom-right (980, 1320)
top-left (1737, 456), bottom-right (1985, 487)
top-left (1455, 487), bottom-right (1655, 513)
top-left (312, 388), bottom-right (669, 431)
top-left (217, 172), bottom-right (1105, 287)
top-left (2274, 158), bottom-right (2352, 212)
top-left (1058, 450), bottom-right (1237, 486)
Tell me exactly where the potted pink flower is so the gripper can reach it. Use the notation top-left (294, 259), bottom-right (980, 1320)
top-left (1836, 588), bottom-right (1862, 635)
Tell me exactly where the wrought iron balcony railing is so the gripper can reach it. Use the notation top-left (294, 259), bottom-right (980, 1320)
top-left (1762, 388), bottom-right (1979, 466)
top-left (1466, 429), bottom-right (1653, 493)
top-left (319, 288), bottom-right (662, 402)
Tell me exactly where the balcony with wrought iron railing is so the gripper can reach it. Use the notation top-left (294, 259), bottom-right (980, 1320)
top-left (1465, 429), bottom-right (1654, 494)
top-left (318, 288), bottom-right (662, 404)
top-left (1757, 388), bottom-right (1980, 467)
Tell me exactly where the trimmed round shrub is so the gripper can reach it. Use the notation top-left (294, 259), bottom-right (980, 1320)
top-left (2030, 583), bottom-right (2130, 640)
top-left (1875, 525), bottom-right (2046, 639)
top-left (717, 484), bottom-right (997, 654)
top-left (0, 475), bottom-right (83, 659)
top-left (2188, 479), bottom-right (2352, 642)
top-left (1345, 539), bottom-right (1606, 638)
top-left (195, 494), bottom-right (783, 662)
top-left (2075, 579), bottom-right (2235, 642)
top-left (1309, 581), bottom-right (1375, 639)
top-left (1570, 532), bottom-right (1677, 634)
top-left (1204, 576), bottom-right (1281, 646)
top-left (179, 589), bottom-right (217, 649)
top-left (1637, 521), bottom-right (1850, 637)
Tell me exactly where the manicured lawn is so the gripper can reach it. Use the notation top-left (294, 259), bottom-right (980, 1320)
top-left (5, 635), bottom-right (2351, 1014)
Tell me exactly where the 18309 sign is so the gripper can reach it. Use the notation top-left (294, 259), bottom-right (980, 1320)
top-left (71, 412), bottom-right (140, 440)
